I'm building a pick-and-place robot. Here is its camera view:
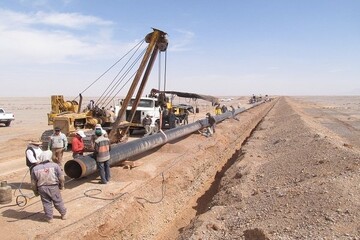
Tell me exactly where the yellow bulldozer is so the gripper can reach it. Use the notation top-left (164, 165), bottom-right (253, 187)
top-left (41, 94), bottom-right (118, 150)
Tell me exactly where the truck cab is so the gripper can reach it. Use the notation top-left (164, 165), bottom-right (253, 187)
top-left (115, 97), bottom-right (161, 134)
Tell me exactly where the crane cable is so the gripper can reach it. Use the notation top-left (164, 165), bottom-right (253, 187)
top-left (74, 38), bottom-right (145, 102)
top-left (96, 45), bottom-right (146, 107)
top-left (163, 50), bottom-right (168, 91)
top-left (101, 48), bottom-right (147, 108)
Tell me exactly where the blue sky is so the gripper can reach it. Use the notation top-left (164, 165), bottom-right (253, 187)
top-left (0, 0), bottom-right (359, 97)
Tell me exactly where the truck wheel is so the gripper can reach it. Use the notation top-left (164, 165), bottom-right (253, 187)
top-left (5, 121), bottom-right (11, 127)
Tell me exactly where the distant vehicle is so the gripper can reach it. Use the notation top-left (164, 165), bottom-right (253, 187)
top-left (220, 98), bottom-right (233, 102)
top-left (0, 108), bottom-right (15, 127)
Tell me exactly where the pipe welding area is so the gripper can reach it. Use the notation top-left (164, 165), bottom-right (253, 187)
top-left (64, 106), bottom-right (251, 179)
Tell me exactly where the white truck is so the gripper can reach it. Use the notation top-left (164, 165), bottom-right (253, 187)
top-left (0, 108), bottom-right (15, 127)
top-left (115, 97), bottom-right (161, 134)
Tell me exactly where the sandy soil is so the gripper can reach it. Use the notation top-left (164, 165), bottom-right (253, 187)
top-left (1, 96), bottom-right (360, 239)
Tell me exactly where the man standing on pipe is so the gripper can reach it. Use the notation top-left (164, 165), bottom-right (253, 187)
top-left (94, 129), bottom-right (111, 184)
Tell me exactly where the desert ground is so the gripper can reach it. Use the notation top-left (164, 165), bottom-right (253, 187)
top-left (0, 96), bottom-right (360, 239)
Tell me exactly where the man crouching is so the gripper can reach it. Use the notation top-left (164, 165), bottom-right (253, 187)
top-left (31, 150), bottom-right (67, 223)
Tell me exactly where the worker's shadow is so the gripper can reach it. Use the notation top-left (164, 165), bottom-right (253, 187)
top-left (64, 174), bottom-right (100, 189)
top-left (2, 208), bottom-right (45, 223)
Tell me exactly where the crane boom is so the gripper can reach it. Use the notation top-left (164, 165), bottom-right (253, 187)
top-left (108, 28), bottom-right (168, 143)
top-left (150, 88), bottom-right (219, 106)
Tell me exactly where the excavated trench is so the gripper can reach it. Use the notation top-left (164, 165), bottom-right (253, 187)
top-left (167, 101), bottom-right (278, 239)
top-left (187, 102), bottom-right (274, 218)
top-left (194, 148), bottom-right (244, 215)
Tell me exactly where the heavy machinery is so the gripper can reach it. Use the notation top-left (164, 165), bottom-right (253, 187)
top-left (149, 88), bottom-right (219, 127)
top-left (42, 28), bottom-right (219, 148)
top-left (108, 28), bottom-right (168, 143)
top-left (114, 87), bottom-right (219, 134)
top-left (114, 96), bottom-right (162, 134)
top-left (41, 28), bottom-right (168, 148)
top-left (47, 95), bottom-right (82, 125)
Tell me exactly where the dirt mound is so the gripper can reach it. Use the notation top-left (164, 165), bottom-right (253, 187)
top-left (178, 97), bottom-right (360, 239)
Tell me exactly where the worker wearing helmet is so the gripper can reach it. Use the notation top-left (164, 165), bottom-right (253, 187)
top-left (31, 150), bottom-right (67, 223)
top-left (94, 129), bottom-right (111, 184)
top-left (72, 130), bottom-right (86, 158)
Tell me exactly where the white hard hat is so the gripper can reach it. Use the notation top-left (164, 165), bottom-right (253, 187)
top-left (76, 130), bottom-right (86, 138)
top-left (38, 150), bottom-right (52, 162)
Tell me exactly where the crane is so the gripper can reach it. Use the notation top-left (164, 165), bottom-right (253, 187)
top-left (108, 28), bottom-right (168, 143)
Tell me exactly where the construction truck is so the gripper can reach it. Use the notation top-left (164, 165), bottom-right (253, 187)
top-left (114, 96), bottom-right (162, 134)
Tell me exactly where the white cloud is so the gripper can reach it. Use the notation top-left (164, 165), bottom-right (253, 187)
top-left (170, 29), bottom-right (194, 52)
top-left (0, 9), bottom-right (122, 64)
top-left (0, 8), bottom-right (112, 29)
top-left (34, 11), bottom-right (113, 29)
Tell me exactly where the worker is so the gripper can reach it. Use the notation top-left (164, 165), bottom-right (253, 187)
top-left (71, 130), bottom-right (86, 158)
top-left (48, 127), bottom-right (68, 170)
top-left (204, 112), bottom-right (216, 137)
top-left (91, 124), bottom-right (107, 150)
top-left (142, 114), bottom-right (152, 136)
top-left (87, 100), bottom-right (95, 110)
top-left (94, 129), bottom-right (111, 184)
top-left (25, 140), bottom-right (43, 171)
top-left (95, 124), bottom-right (107, 137)
top-left (150, 116), bottom-right (157, 134)
top-left (168, 109), bottom-right (177, 129)
top-left (183, 109), bottom-right (190, 125)
top-left (25, 140), bottom-right (43, 182)
top-left (215, 105), bottom-right (222, 115)
top-left (31, 150), bottom-right (67, 223)
top-left (221, 105), bottom-right (228, 113)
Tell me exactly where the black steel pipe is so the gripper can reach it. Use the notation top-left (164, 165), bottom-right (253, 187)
top-left (65, 106), bottom-right (250, 179)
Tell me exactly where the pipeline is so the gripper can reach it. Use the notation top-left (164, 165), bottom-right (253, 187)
top-left (65, 103), bottom-right (262, 179)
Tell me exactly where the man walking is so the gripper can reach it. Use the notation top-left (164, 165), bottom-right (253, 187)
top-left (31, 150), bottom-right (67, 223)
top-left (94, 129), bottom-right (111, 184)
top-left (48, 127), bottom-right (68, 170)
